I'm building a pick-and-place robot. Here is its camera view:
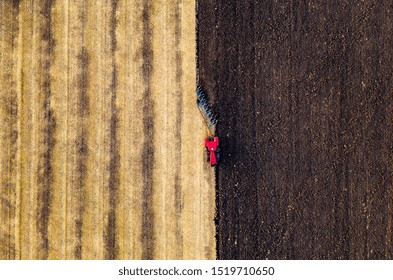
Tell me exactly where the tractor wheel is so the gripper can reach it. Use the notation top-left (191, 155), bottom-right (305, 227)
top-left (207, 151), bottom-right (210, 162)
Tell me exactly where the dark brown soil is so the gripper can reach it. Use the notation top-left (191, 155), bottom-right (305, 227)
top-left (198, 0), bottom-right (393, 259)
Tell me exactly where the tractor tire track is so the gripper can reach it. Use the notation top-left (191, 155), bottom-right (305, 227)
top-left (35, 0), bottom-right (56, 260)
top-left (140, 0), bottom-right (155, 260)
top-left (173, 0), bottom-right (184, 259)
top-left (104, 0), bottom-right (120, 260)
top-left (0, 0), bottom-right (20, 260)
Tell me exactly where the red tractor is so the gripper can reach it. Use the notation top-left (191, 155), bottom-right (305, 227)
top-left (205, 136), bottom-right (220, 167)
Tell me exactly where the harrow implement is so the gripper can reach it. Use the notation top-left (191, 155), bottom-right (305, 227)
top-left (196, 86), bottom-right (218, 134)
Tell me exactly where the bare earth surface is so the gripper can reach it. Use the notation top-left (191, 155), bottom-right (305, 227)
top-left (0, 0), bottom-right (215, 259)
top-left (198, 0), bottom-right (393, 259)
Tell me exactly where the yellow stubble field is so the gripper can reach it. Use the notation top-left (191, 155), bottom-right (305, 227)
top-left (0, 0), bottom-right (215, 260)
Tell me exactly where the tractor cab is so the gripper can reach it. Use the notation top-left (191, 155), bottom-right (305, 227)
top-left (205, 136), bottom-right (220, 167)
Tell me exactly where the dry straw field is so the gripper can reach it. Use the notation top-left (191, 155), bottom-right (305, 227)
top-left (0, 0), bottom-right (215, 259)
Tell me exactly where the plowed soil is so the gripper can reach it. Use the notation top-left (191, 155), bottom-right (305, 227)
top-left (198, 0), bottom-right (393, 259)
